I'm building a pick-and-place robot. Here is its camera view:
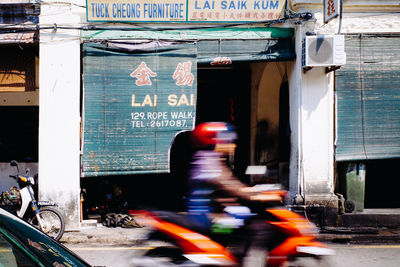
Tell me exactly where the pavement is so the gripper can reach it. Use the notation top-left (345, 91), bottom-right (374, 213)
top-left (60, 221), bottom-right (150, 246)
top-left (59, 209), bottom-right (400, 246)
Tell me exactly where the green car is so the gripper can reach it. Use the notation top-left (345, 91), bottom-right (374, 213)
top-left (0, 207), bottom-right (91, 267)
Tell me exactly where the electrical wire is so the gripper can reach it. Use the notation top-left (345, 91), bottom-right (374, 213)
top-left (0, 9), bottom-right (314, 34)
top-left (338, 0), bottom-right (343, 34)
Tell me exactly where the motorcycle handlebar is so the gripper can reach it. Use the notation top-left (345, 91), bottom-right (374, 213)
top-left (9, 175), bottom-right (32, 184)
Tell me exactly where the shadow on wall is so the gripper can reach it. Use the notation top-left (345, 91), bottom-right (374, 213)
top-left (255, 120), bottom-right (278, 166)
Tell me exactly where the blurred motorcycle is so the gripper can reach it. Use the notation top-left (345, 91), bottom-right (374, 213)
top-left (132, 186), bottom-right (334, 267)
top-left (1, 160), bottom-right (65, 241)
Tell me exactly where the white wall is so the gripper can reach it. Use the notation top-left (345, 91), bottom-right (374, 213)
top-left (39, 2), bottom-right (82, 229)
top-left (287, 0), bottom-right (400, 206)
top-left (291, 0), bottom-right (400, 34)
top-left (287, 23), bottom-right (336, 206)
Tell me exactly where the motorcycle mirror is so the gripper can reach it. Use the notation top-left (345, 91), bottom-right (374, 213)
top-left (10, 160), bottom-right (19, 173)
top-left (25, 168), bottom-right (30, 175)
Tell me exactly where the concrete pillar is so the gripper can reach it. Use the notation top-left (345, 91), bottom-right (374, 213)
top-left (288, 25), bottom-right (337, 209)
top-left (39, 3), bottom-right (81, 229)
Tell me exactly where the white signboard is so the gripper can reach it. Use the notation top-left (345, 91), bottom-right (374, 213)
top-left (86, 0), bottom-right (286, 23)
top-left (324, 0), bottom-right (339, 24)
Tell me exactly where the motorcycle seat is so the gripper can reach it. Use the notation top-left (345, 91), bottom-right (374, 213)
top-left (153, 210), bottom-right (213, 236)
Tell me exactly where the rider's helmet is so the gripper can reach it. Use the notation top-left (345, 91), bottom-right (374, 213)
top-left (191, 122), bottom-right (237, 149)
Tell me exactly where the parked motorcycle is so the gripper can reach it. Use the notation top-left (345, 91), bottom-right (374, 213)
top-left (0, 160), bottom-right (65, 241)
top-left (131, 186), bottom-right (334, 267)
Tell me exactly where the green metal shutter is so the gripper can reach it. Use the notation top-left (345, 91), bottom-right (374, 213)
top-left (82, 42), bottom-right (197, 177)
top-left (335, 35), bottom-right (400, 161)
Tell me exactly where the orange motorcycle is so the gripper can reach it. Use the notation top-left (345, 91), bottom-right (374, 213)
top-left (132, 187), bottom-right (334, 267)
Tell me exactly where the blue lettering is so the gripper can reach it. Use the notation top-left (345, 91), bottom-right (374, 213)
top-left (158, 3), bottom-right (163, 18)
top-left (204, 0), bottom-right (211, 9)
top-left (221, 1), bottom-right (227, 9)
top-left (112, 3), bottom-right (121, 17)
top-left (165, 3), bottom-right (170, 17)
top-left (175, 4), bottom-right (179, 18)
top-left (254, 1), bottom-right (279, 10)
top-left (170, 4), bottom-right (174, 18)
top-left (228, 1), bottom-right (236, 9)
top-left (148, 4), bottom-right (153, 18)
top-left (126, 3), bottom-right (131, 17)
top-left (105, 3), bottom-right (109, 17)
top-left (126, 3), bottom-right (139, 18)
top-left (130, 3), bottom-right (183, 19)
top-left (270, 0), bottom-right (279, 9)
top-left (195, 0), bottom-right (201, 9)
top-left (144, 3), bottom-right (148, 18)
top-left (96, 3), bottom-right (104, 18)
top-left (122, 3), bottom-right (126, 18)
top-left (136, 4), bottom-right (140, 17)
top-left (96, 3), bottom-right (99, 17)
top-left (180, 3), bottom-right (184, 18)
top-left (240, 0), bottom-right (247, 9)
top-left (262, 1), bottom-right (268, 9)
top-left (91, 3), bottom-right (95, 17)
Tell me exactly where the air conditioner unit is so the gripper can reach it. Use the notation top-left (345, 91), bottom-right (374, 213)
top-left (302, 35), bottom-right (346, 68)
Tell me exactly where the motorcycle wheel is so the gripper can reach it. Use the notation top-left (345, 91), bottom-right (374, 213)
top-left (29, 207), bottom-right (65, 241)
top-left (131, 238), bottom-right (198, 267)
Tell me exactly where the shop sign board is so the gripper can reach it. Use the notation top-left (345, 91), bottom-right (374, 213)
top-left (86, 0), bottom-right (286, 23)
top-left (82, 42), bottom-right (197, 176)
top-left (0, 32), bottom-right (36, 44)
top-left (324, 0), bottom-right (339, 24)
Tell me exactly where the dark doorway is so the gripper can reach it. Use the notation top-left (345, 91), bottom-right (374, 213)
top-left (336, 159), bottom-right (400, 209)
top-left (168, 64), bottom-right (252, 211)
top-left (196, 64), bottom-right (251, 177)
top-left (0, 106), bottom-right (38, 162)
top-left (364, 159), bottom-right (400, 208)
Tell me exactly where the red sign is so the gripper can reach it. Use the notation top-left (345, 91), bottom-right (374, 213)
top-left (130, 62), bottom-right (157, 86)
top-left (324, 0), bottom-right (339, 24)
top-left (173, 61), bottom-right (194, 86)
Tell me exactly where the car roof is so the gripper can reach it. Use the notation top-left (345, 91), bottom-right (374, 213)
top-left (0, 207), bottom-right (91, 267)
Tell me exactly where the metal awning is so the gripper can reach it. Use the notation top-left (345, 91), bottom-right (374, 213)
top-left (81, 27), bottom-right (295, 64)
top-left (81, 27), bottom-right (294, 40)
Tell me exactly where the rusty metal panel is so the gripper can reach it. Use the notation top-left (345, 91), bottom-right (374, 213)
top-left (82, 42), bottom-right (197, 176)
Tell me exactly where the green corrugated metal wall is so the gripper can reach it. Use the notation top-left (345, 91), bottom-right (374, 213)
top-left (335, 35), bottom-right (400, 161)
top-left (82, 42), bottom-right (197, 177)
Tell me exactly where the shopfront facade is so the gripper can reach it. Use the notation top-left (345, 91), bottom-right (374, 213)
top-left (35, 0), bottom-right (340, 228)
top-left (0, 1), bottom-right (40, 209)
top-left (31, 0), bottom-right (400, 228)
top-left (292, 0), bottom-right (400, 213)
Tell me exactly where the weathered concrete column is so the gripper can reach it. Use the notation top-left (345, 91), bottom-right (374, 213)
top-left (39, 3), bottom-right (81, 229)
top-left (287, 25), bottom-right (338, 210)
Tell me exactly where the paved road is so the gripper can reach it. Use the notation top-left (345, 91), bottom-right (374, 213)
top-left (67, 243), bottom-right (400, 267)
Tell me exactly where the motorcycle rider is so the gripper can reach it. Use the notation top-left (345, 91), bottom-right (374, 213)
top-left (186, 122), bottom-right (282, 267)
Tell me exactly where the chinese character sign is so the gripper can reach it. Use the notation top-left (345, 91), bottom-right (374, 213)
top-left (187, 0), bottom-right (285, 22)
top-left (130, 62), bottom-right (157, 86)
top-left (324, 0), bottom-right (339, 24)
top-left (173, 61), bottom-right (194, 86)
top-left (82, 42), bottom-right (197, 176)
